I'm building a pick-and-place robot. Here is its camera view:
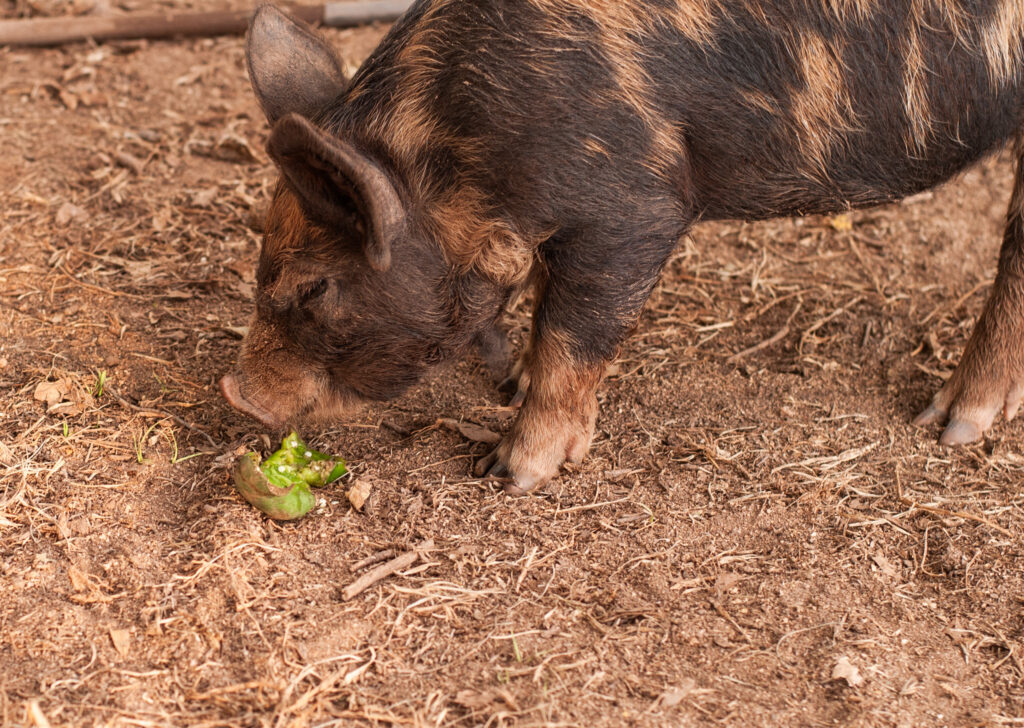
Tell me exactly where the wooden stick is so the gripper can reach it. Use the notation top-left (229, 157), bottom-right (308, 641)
top-left (323, 0), bottom-right (412, 26)
top-left (0, 1), bottom-right (413, 48)
top-left (342, 539), bottom-right (433, 600)
top-left (898, 496), bottom-right (1014, 538)
top-left (351, 549), bottom-right (396, 572)
top-left (113, 393), bottom-right (218, 449)
top-left (726, 325), bottom-right (790, 364)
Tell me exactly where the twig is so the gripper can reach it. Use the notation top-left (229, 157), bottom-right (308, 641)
top-left (343, 539), bottom-right (433, 600)
top-left (801, 296), bottom-right (864, 343)
top-left (188, 680), bottom-right (276, 701)
top-left (710, 600), bottom-right (752, 642)
top-left (554, 496), bottom-right (631, 515)
top-left (61, 266), bottom-right (145, 300)
top-left (898, 496), bottom-right (1013, 538)
top-left (515, 546), bottom-right (539, 593)
top-left (0, 1), bottom-right (414, 47)
top-left (127, 352), bottom-right (175, 366)
top-left (27, 700), bottom-right (52, 728)
top-left (113, 394), bottom-right (218, 448)
top-left (351, 549), bottom-right (396, 572)
top-left (726, 325), bottom-right (790, 364)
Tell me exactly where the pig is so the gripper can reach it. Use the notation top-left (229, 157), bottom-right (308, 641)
top-left (221, 1), bottom-right (1024, 494)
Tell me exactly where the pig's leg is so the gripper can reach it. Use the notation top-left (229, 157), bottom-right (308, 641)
top-left (475, 236), bottom-right (671, 493)
top-left (498, 335), bottom-right (532, 408)
top-left (496, 265), bottom-right (544, 406)
top-left (915, 146), bottom-right (1024, 445)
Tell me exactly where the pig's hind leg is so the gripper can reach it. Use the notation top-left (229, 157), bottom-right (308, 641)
top-left (915, 144), bottom-right (1024, 444)
top-left (475, 231), bottom-right (674, 493)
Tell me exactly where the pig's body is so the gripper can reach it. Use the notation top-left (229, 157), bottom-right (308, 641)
top-left (223, 1), bottom-right (1024, 493)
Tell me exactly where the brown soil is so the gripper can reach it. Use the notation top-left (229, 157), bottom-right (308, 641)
top-left (1, 4), bottom-right (1022, 727)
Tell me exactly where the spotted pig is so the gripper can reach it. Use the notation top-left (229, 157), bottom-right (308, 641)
top-left (221, 1), bottom-right (1024, 494)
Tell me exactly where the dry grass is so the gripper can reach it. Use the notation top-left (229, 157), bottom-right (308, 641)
top-left (2, 2), bottom-right (1023, 727)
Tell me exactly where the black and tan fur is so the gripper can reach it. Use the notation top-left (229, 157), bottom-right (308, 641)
top-left (222, 0), bottom-right (1024, 493)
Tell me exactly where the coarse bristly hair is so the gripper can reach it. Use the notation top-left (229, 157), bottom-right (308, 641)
top-left (229, 0), bottom-right (1023, 454)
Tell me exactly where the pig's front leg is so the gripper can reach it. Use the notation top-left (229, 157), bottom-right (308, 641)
top-left (475, 324), bottom-right (604, 494)
top-left (915, 147), bottom-right (1024, 444)
top-left (475, 235), bottom-right (671, 494)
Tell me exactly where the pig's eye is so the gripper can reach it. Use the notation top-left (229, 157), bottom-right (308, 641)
top-left (297, 278), bottom-right (329, 305)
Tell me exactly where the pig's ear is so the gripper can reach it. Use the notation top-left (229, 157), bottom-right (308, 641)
top-left (268, 113), bottom-right (405, 271)
top-left (246, 4), bottom-right (347, 123)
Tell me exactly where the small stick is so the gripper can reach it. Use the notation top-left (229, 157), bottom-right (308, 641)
top-left (898, 496), bottom-right (1013, 538)
top-left (726, 325), bottom-right (790, 364)
top-left (61, 266), bottom-right (146, 300)
top-left (343, 539), bottom-right (433, 600)
top-left (710, 600), bottom-right (751, 642)
top-left (188, 680), bottom-right (275, 701)
top-left (351, 549), bottom-right (395, 572)
top-left (554, 496), bottom-right (631, 515)
top-left (26, 700), bottom-right (52, 728)
top-left (0, 1), bottom-right (413, 47)
top-left (514, 546), bottom-right (539, 593)
top-left (113, 394), bottom-right (218, 448)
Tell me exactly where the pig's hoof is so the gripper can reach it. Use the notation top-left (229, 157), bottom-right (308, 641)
top-left (472, 441), bottom-right (564, 496)
top-left (914, 403), bottom-right (989, 446)
top-left (498, 347), bottom-right (533, 408)
top-left (913, 376), bottom-right (1024, 446)
top-left (473, 411), bottom-right (594, 495)
top-left (939, 420), bottom-right (983, 446)
top-left (474, 448), bottom-right (541, 494)
top-left (474, 450), bottom-right (509, 479)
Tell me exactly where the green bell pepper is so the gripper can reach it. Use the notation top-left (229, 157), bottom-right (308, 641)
top-left (233, 431), bottom-right (346, 520)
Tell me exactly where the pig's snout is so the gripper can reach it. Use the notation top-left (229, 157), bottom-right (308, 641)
top-left (220, 373), bottom-right (286, 430)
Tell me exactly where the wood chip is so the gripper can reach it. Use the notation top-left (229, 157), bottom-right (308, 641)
top-left (347, 479), bottom-right (373, 511)
top-left (659, 678), bottom-right (697, 708)
top-left (832, 656), bottom-right (864, 687)
top-left (213, 133), bottom-right (260, 164)
top-left (67, 565), bottom-right (90, 592)
top-left (34, 379), bottom-right (70, 408)
top-left (26, 700), bottom-right (52, 728)
top-left (109, 628), bottom-right (131, 658)
top-left (190, 186), bottom-right (218, 207)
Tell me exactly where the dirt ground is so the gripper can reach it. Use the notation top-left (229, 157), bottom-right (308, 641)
top-left (2, 3), bottom-right (1023, 727)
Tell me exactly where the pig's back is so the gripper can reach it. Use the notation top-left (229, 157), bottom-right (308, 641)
top-left (339, 0), bottom-right (1024, 227)
top-left (646, 0), bottom-right (1024, 218)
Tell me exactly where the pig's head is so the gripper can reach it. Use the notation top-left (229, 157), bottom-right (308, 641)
top-left (221, 5), bottom-right (480, 429)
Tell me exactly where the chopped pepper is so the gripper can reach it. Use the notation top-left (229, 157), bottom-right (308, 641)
top-left (233, 431), bottom-right (346, 520)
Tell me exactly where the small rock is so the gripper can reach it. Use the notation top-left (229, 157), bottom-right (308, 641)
top-left (190, 186), bottom-right (218, 208)
top-left (659, 678), bottom-right (696, 707)
top-left (55, 201), bottom-right (87, 226)
top-left (114, 150), bottom-right (146, 175)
